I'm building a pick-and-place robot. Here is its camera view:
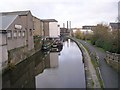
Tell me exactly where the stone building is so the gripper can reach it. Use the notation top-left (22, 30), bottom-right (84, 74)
top-left (33, 16), bottom-right (43, 37)
top-left (0, 10), bottom-right (34, 68)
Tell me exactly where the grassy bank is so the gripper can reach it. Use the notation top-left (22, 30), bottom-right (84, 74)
top-left (67, 36), bottom-right (104, 88)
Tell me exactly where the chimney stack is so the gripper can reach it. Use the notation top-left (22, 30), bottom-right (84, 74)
top-left (63, 23), bottom-right (65, 28)
top-left (67, 21), bottom-right (68, 29)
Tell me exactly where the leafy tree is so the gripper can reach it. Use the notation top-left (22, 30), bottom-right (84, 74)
top-left (90, 24), bottom-right (114, 52)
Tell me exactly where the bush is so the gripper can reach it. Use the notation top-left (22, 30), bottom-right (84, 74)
top-left (95, 39), bottom-right (104, 48)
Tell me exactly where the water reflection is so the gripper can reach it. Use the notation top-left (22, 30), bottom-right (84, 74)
top-left (49, 52), bottom-right (59, 68)
top-left (36, 40), bottom-right (86, 88)
top-left (2, 40), bottom-right (86, 88)
top-left (2, 55), bottom-right (36, 88)
top-left (2, 49), bottom-right (60, 88)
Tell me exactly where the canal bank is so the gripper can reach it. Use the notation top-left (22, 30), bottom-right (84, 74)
top-left (68, 37), bottom-right (101, 88)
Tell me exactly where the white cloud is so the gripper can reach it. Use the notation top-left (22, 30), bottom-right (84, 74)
top-left (0, 0), bottom-right (119, 27)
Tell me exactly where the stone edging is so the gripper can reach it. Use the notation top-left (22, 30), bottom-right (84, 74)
top-left (68, 37), bottom-right (101, 88)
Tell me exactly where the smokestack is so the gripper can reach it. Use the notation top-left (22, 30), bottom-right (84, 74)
top-left (67, 21), bottom-right (68, 29)
top-left (63, 23), bottom-right (65, 28)
top-left (69, 21), bottom-right (71, 29)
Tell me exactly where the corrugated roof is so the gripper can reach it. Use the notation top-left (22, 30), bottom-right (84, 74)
top-left (41, 19), bottom-right (58, 22)
top-left (0, 10), bottom-right (30, 16)
top-left (0, 14), bottom-right (18, 30)
top-left (0, 10), bottom-right (30, 30)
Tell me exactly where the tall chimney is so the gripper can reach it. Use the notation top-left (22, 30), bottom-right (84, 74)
top-left (63, 23), bottom-right (65, 28)
top-left (69, 21), bottom-right (71, 29)
top-left (67, 21), bottom-right (68, 29)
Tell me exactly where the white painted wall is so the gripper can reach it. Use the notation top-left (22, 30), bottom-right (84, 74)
top-left (57, 25), bottom-right (60, 37)
top-left (49, 22), bottom-right (59, 37)
top-left (80, 29), bottom-right (93, 34)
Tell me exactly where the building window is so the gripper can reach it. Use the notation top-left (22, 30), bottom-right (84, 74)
top-left (7, 31), bottom-right (12, 38)
top-left (30, 29), bottom-right (32, 36)
top-left (13, 31), bottom-right (17, 38)
top-left (18, 31), bottom-right (21, 37)
top-left (22, 31), bottom-right (25, 37)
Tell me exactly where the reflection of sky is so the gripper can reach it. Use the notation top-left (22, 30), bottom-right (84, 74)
top-left (36, 41), bottom-right (85, 88)
top-left (0, 0), bottom-right (119, 27)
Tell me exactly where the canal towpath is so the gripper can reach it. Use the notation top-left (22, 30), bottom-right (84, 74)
top-left (69, 37), bottom-right (101, 88)
top-left (79, 39), bottom-right (119, 88)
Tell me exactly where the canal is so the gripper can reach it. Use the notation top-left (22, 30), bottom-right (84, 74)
top-left (2, 39), bottom-right (86, 88)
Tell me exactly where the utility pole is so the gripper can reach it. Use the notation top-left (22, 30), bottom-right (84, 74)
top-left (117, 1), bottom-right (120, 53)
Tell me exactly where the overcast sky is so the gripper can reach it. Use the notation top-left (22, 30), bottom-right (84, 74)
top-left (0, 0), bottom-right (119, 28)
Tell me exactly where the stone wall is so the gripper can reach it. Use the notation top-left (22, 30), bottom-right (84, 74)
top-left (8, 46), bottom-right (35, 66)
top-left (106, 51), bottom-right (120, 72)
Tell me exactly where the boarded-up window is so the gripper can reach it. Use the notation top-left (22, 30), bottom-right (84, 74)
top-left (30, 29), bottom-right (32, 36)
top-left (22, 31), bottom-right (25, 37)
top-left (7, 31), bottom-right (12, 38)
top-left (13, 31), bottom-right (17, 38)
top-left (18, 31), bottom-right (21, 37)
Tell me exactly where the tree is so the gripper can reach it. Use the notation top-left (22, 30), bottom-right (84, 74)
top-left (75, 30), bottom-right (85, 40)
top-left (91, 23), bottom-right (113, 51)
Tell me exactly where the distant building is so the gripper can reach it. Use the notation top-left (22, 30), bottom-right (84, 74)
top-left (72, 26), bottom-right (95, 35)
top-left (81, 25), bottom-right (96, 34)
top-left (72, 28), bottom-right (81, 33)
top-left (60, 28), bottom-right (70, 37)
top-left (109, 23), bottom-right (120, 31)
top-left (33, 16), bottom-right (43, 37)
top-left (82, 26), bottom-right (95, 30)
top-left (41, 19), bottom-right (60, 38)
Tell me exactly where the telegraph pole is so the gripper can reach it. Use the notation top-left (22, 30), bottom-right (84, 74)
top-left (118, 1), bottom-right (120, 53)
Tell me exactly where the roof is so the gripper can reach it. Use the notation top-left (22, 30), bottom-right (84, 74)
top-left (110, 23), bottom-right (120, 29)
top-left (41, 19), bottom-right (58, 22)
top-left (0, 10), bottom-right (30, 16)
top-left (0, 10), bottom-right (31, 30)
top-left (82, 25), bottom-right (96, 29)
top-left (0, 14), bottom-right (18, 30)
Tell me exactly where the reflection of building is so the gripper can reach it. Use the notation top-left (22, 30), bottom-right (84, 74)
top-left (2, 58), bottom-right (35, 88)
top-left (34, 51), bottom-right (53, 76)
top-left (50, 52), bottom-right (59, 68)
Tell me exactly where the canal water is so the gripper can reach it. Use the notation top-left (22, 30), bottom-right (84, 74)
top-left (2, 39), bottom-right (86, 88)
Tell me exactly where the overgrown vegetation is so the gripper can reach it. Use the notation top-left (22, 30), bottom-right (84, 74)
top-left (75, 23), bottom-right (120, 54)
